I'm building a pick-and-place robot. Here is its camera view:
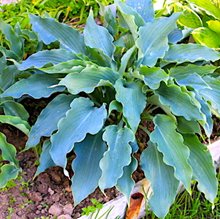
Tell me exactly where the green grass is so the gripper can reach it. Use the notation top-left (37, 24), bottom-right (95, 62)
top-left (0, 0), bottom-right (113, 28)
top-left (145, 172), bottom-right (220, 219)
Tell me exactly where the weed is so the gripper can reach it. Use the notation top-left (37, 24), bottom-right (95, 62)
top-left (82, 198), bottom-right (103, 216)
top-left (145, 173), bottom-right (220, 218)
top-left (6, 207), bottom-right (13, 218)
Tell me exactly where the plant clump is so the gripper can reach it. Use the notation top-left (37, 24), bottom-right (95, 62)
top-left (0, 0), bottom-right (220, 218)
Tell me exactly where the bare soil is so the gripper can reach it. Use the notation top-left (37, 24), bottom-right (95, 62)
top-left (0, 121), bottom-right (125, 219)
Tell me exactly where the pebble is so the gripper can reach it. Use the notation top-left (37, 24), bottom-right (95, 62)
top-left (63, 203), bottom-right (73, 215)
top-left (37, 205), bottom-right (42, 210)
top-left (29, 192), bottom-right (42, 202)
top-left (10, 213), bottom-right (20, 219)
top-left (73, 213), bottom-right (81, 219)
top-left (51, 193), bottom-right (60, 202)
top-left (57, 214), bottom-right (72, 219)
top-left (48, 188), bottom-right (55, 195)
top-left (98, 198), bottom-right (103, 202)
top-left (49, 203), bottom-right (63, 216)
top-left (104, 196), bottom-right (110, 202)
top-left (27, 213), bottom-right (36, 219)
top-left (17, 211), bottom-right (23, 216)
top-left (37, 183), bottom-right (49, 194)
top-left (36, 210), bottom-right (40, 215)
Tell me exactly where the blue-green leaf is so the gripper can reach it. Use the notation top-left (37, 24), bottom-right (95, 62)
top-left (86, 47), bottom-right (112, 68)
top-left (141, 142), bottom-right (179, 218)
top-left (1, 74), bottom-right (65, 99)
top-left (102, 5), bottom-right (118, 36)
top-left (50, 97), bottom-right (107, 170)
top-left (35, 140), bottom-right (56, 176)
top-left (30, 14), bottom-right (85, 53)
top-left (126, 0), bottom-right (154, 22)
top-left (59, 66), bottom-right (119, 95)
top-left (150, 115), bottom-right (192, 192)
top-left (0, 164), bottom-right (20, 189)
top-left (71, 132), bottom-right (106, 205)
top-left (99, 125), bottom-right (134, 190)
top-left (115, 79), bottom-right (146, 132)
top-left (0, 56), bottom-right (6, 71)
top-left (139, 66), bottom-right (168, 89)
top-left (168, 29), bottom-right (184, 44)
top-left (0, 132), bottom-right (18, 165)
top-left (0, 22), bottom-right (23, 58)
top-left (0, 132), bottom-right (20, 188)
top-left (177, 117), bottom-right (201, 135)
top-left (200, 76), bottom-right (220, 115)
top-left (119, 46), bottom-right (136, 74)
top-left (40, 60), bottom-right (86, 74)
top-left (109, 100), bottom-right (123, 115)
top-left (18, 49), bottom-right (76, 70)
top-left (0, 115), bottom-right (30, 135)
top-left (130, 139), bottom-right (139, 153)
top-left (117, 1), bottom-right (145, 27)
top-left (3, 101), bottom-right (29, 121)
top-left (26, 94), bottom-right (74, 149)
top-left (183, 134), bottom-right (218, 203)
top-left (117, 156), bottom-right (138, 200)
top-left (136, 13), bottom-right (180, 67)
top-left (195, 93), bottom-right (213, 137)
top-left (164, 44), bottom-right (220, 64)
top-left (117, 7), bottom-right (139, 40)
top-left (170, 64), bottom-right (217, 78)
top-left (155, 82), bottom-right (203, 121)
top-left (84, 12), bottom-right (115, 58)
top-left (0, 65), bottom-right (20, 90)
top-left (173, 73), bottom-right (211, 91)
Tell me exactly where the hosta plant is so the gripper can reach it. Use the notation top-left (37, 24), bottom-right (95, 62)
top-left (0, 22), bottom-right (39, 187)
top-left (1, 0), bottom-right (220, 217)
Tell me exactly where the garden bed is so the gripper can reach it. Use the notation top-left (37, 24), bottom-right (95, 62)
top-left (0, 121), bottom-right (219, 219)
top-left (0, 0), bottom-right (220, 218)
top-left (0, 125), bottom-right (120, 219)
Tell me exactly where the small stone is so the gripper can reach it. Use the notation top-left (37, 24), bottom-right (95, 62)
top-left (63, 204), bottom-right (73, 215)
top-left (58, 214), bottom-right (72, 219)
top-left (17, 211), bottom-right (23, 216)
top-left (41, 209), bottom-right (46, 214)
top-left (36, 210), bottom-right (40, 215)
top-left (48, 188), bottom-right (55, 195)
top-left (37, 183), bottom-right (48, 194)
top-left (29, 192), bottom-right (42, 202)
top-left (51, 193), bottom-right (60, 202)
top-left (98, 198), bottom-right (103, 202)
top-left (27, 213), bottom-right (36, 219)
top-left (49, 203), bottom-right (63, 216)
top-left (10, 213), bottom-right (20, 219)
top-left (37, 205), bottom-right (42, 210)
top-left (73, 213), bottom-right (81, 219)
top-left (103, 196), bottom-right (110, 202)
